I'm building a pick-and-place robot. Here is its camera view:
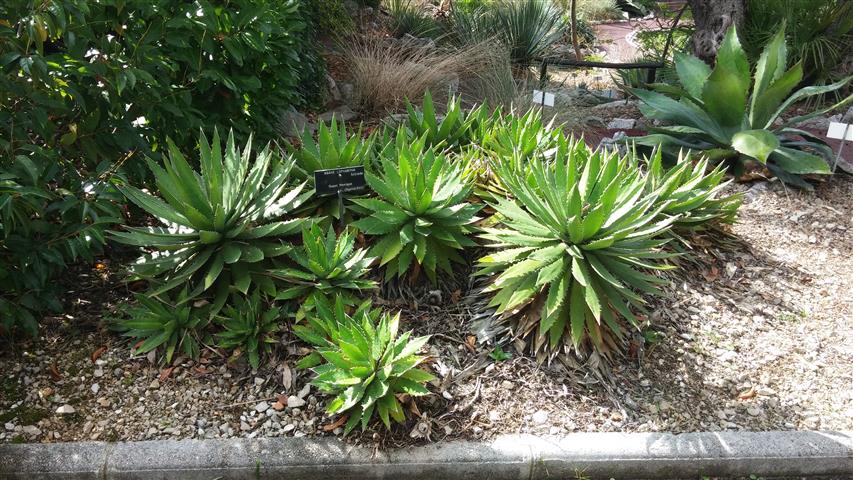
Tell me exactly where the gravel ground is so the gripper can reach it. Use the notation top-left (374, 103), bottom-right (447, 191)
top-left (1, 176), bottom-right (851, 446)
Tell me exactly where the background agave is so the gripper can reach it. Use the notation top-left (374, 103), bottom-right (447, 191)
top-left (110, 130), bottom-right (310, 310)
top-left (641, 149), bottom-right (742, 236)
top-left (287, 118), bottom-right (376, 219)
top-left (631, 26), bottom-right (852, 189)
top-left (298, 297), bottom-right (434, 434)
top-left (403, 92), bottom-right (484, 152)
top-left (478, 138), bottom-right (678, 362)
top-left (352, 135), bottom-right (481, 283)
top-left (272, 224), bottom-right (376, 316)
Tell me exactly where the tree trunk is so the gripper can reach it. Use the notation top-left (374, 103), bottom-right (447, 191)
top-left (686, 0), bottom-right (745, 64)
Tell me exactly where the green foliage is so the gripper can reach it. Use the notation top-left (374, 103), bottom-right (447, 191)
top-left (1, 155), bottom-right (121, 336)
top-left (478, 137), bottom-right (678, 360)
top-left (0, 0), bottom-right (325, 175)
top-left (468, 106), bottom-right (559, 200)
top-left (298, 296), bottom-right (434, 434)
top-left (404, 92), bottom-right (483, 152)
top-left (109, 130), bottom-right (310, 311)
top-left (0, 0), bottom-right (324, 335)
top-left (215, 291), bottom-right (282, 369)
top-left (305, 0), bottom-right (355, 36)
top-left (642, 149), bottom-right (742, 235)
top-left (743, 0), bottom-right (852, 97)
top-left (273, 224), bottom-right (376, 313)
top-left (631, 26), bottom-right (852, 188)
top-left (489, 345), bottom-right (512, 362)
top-left (447, 0), bottom-right (566, 64)
top-left (288, 119), bottom-right (376, 219)
top-left (386, 0), bottom-right (441, 38)
top-left (113, 288), bottom-right (211, 364)
top-left (352, 136), bottom-right (481, 283)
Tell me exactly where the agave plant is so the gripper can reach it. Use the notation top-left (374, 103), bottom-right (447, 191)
top-left (478, 138), bottom-right (678, 361)
top-left (215, 291), bottom-right (282, 369)
top-left (642, 148), bottom-right (742, 235)
top-left (109, 130), bottom-right (310, 310)
top-left (293, 294), bottom-right (382, 368)
top-left (471, 107), bottom-right (561, 201)
top-left (631, 26), bottom-right (852, 188)
top-left (352, 134), bottom-right (481, 283)
top-left (113, 288), bottom-right (211, 364)
top-left (386, 0), bottom-right (441, 38)
top-left (403, 91), bottom-right (484, 152)
top-left (272, 224), bottom-right (376, 315)
top-left (298, 296), bottom-right (434, 434)
top-left (287, 118), bottom-right (376, 219)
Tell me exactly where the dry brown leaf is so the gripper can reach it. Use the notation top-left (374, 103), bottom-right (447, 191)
top-left (280, 363), bottom-right (292, 391)
top-left (450, 289), bottom-right (462, 304)
top-left (322, 415), bottom-right (348, 432)
top-left (464, 335), bottom-right (477, 354)
top-left (738, 388), bottom-right (757, 400)
top-left (271, 401), bottom-right (285, 411)
top-left (49, 364), bottom-right (62, 382)
top-left (159, 367), bottom-right (175, 382)
top-left (276, 393), bottom-right (288, 406)
top-left (91, 346), bottom-right (107, 363)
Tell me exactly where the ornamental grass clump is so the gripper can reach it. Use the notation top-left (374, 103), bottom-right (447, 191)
top-left (109, 130), bottom-right (310, 310)
top-left (478, 137), bottom-right (679, 362)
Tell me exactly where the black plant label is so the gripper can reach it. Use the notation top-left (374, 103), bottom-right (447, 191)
top-left (314, 166), bottom-right (367, 197)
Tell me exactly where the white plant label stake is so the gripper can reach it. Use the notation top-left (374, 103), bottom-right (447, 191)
top-left (532, 89), bottom-right (555, 107)
top-left (826, 121), bottom-right (852, 173)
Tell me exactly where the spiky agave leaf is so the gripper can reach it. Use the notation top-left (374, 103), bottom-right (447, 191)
top-left (109, 129), bottom-right (311, 311)
top-left (642, 148), bottom-right (743, 234)
top-left (215, 290), bottom-right (282, 369)
top-left (303, 296), bottom-right (434, 434)
top-left (271, 224), bottom-right (376, 317)
top-left (478, 136), bottom-right (679, 362)
top-left (352, 133), bottom-right (481, 283)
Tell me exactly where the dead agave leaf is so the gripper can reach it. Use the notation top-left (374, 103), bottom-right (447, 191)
top-left (91, 346), bottom-right (107, 363)
top-left (738, 388), bottom-right (756, 400)
top-left (280, 363), bottom-right (292, 391)
top-left (322, 415), bottom-right (348, 432)
top-left (159, 366), bottom-right (175, 382)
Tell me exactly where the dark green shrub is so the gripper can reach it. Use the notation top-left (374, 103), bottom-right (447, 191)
top-left (743, 0), bottom-right (852, 97)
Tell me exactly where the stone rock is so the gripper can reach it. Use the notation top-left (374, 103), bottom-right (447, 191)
top-left (280, 108), bottom-right (314, 137)
top-left (4, 422), bottom-right (15, 431)
top-left (532, 410), bottom-right (549, 424)
top-left (148, 379), bottom-right (160, 390)
top-left (597, 130), bottom-right (628, 156)
top-left (91, 383), bottom-right (100, 394)
top-left (56, 405), bottom-right (76, 414)
top-left (97, 397), bottom-right (112, 408)
top-left (340, 83), bottom-right (355, 105)
top-left (606, 118), bottom-right (636, 130)
top-left (297, 383), bottom-right (311, 399)
top-left (255, 401), bottom-right (270, 413)
top-left (326, 74), bottom-right (341, 102)
top-left (747, 407), bottom-right (762, 417)
top-left (22, 425), bottom-right (41, 436)
top-left (318, 105), bottom-right (357, 123)
top-left (287, 395), bottom-right (306, 408)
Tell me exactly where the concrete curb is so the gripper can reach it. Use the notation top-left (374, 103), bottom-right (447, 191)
top-left (0, 431), bottom-right (850, 479)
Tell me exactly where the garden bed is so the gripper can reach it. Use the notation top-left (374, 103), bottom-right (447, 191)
top-left (2, 176), bottom-right (851, 446)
